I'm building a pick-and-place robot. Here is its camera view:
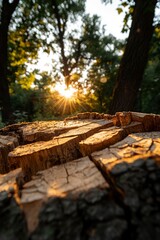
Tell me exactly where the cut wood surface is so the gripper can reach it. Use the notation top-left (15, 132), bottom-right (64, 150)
top-left (0, 111), bottom-right (160, 240)
top-left (79, 126), bottom-right (126, 156)
top-left (58, 119), bottom-right (113, 139)
top-left (8, 136), bottom-right (81, 179)
top-left (21, 156), bottom-right (108, 232)
top-left (92, 132), bottom-right (160, 175)
top-left (20, 120), bottom-right (93, 143)
top-left (8, 119), bottom-right (113, 179)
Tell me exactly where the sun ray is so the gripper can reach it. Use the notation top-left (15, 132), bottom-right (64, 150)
top-left (54, 82), bottom-right (77, 99)
top-left (49, 81), bottom-right (79, 115)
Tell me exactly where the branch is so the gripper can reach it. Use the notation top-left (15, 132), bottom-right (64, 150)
top-left (52, 0), bottom-right (70, 80)
top-left (69, 39), bottom-right (84, 72)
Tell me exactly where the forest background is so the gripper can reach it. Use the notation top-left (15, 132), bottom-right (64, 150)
top-left (0, 0), bottom-right (160, 126)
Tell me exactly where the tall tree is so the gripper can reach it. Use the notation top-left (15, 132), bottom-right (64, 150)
top-left (109, 0), bottom-right (158, 113)
top-left (38, 0), bottom-right (119, 91)
top-left (0, 0), bottom-right (19, 123)
top-left (43, 0), bottom-right (86, 87)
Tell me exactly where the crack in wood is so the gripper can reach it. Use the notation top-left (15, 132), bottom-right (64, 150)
top-left (0, 111), bottom-right (160, 239)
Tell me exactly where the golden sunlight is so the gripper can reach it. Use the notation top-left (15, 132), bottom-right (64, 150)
top-left (54, 82), bottom-right (77, 99)
top-left (48, 81), bottom-right (88, 115)
top-left (48, 82), bottom-right (78, 114)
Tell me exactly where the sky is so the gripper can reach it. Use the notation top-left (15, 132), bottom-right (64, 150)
top-left (85, 0), bottom-right (129, 39)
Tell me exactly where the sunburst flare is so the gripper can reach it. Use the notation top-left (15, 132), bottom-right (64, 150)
top-left (54, 82), bottom-right (76, 99)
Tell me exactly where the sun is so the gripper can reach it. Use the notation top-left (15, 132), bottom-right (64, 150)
top-left (48, 81), bottom-right (78, 115)
top-left (48, 81), bottom-right (88, 115)
top-left (54, 82), bottom-right (76, 99)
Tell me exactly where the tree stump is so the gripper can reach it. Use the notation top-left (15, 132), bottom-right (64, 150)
top-left (0, 111), bottom-right (160, 240)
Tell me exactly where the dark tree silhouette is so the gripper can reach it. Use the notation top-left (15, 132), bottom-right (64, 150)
top-left (109, 0), bottom-right (157, 114)
top-left (0, 0), bottom-right (19, 123)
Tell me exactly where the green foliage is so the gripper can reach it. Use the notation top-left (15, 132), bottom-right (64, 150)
top-left (8, 0), bottom-right (43, 90)
top-left (3, 0), bottom-right (159, 122)
top-left (117, 7), bottom-right (123, 14)
top-left (1, 0), bottom-right (159, 124)
top-left (10, 84), bottom-right (34, 121)
top-left (141, 61), bottom-right (160, 113)
top-left (85, 32), bottom-right (123, 112)
top-left (6, 0), bottom-right (124, 119)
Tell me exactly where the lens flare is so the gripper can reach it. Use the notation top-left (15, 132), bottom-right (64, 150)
top-left (54, 82), bottom-right (76, 99)
top-left (48, 81), bottom-right (88, 115)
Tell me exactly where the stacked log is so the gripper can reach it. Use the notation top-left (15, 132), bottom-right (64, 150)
top-left (0, 111), bottom-right (160, 240)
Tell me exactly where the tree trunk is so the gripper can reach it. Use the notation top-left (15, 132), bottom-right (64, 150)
top-left (0, 111), bottom-right (160, 239)
top-left (52, 0), bottom-right (70, 87)
top-left (0, 0), bottom-right (19, 123)
top-left (109, 0), bottom-right (157, 114)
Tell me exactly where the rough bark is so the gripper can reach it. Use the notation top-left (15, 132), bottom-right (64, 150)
top-left (0, 111), bottom-right (160, 240)
top-left (109, 0), bottom-right (157, 114)
top-left (0, 0), bottom-right (19, 123)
